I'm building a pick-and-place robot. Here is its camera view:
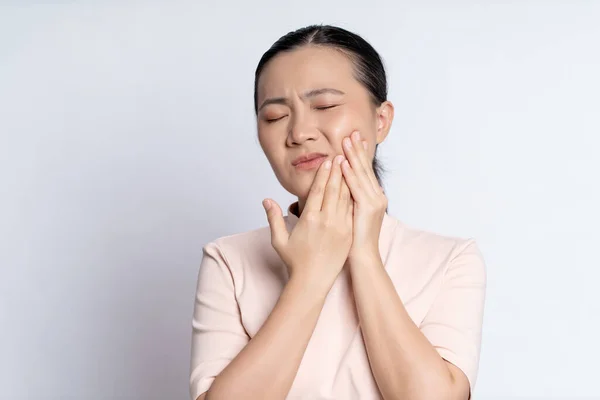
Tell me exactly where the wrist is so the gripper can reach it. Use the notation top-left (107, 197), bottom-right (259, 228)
top-left (287, 269), bottom-right (335, 297)
top-left (348, 248), bottom-right (381, 266)
top-left (348, 254), bottom-right (383, 278)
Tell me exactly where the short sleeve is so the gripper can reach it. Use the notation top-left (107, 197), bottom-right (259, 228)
top-left (419, 239), bottom-right (487, 392)
top-left (189, 242), bottom-right (249, 400)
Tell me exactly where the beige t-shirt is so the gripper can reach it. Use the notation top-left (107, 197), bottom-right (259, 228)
top-left (190, 204), bottom-right (486, 399)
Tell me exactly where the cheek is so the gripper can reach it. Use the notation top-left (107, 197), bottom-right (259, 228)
top-left (258, 132), bottom-right (278, 163)
top-left (258, 126), bottom-right (280, 152)
top-left (318, 108), bottom-right (368, 150)
top-left (258, 130), bottom-right (288, 171)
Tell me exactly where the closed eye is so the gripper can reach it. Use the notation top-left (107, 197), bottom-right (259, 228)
top-left (265, 115), bottom-right (287, 123)
top-left (315, 105), bottom-right (338, 111)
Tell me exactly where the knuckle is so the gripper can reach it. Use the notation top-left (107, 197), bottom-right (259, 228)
top-left (322, 217), bottom-right (335, 229)
top-left (304, 211), bottom-right (320, 223)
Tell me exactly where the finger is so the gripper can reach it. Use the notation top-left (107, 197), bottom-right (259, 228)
top-left (339, 177), bottom-right (351, 211)
top-left (351, 131), bottom-right (380, 192)
top-left (323, 155), bottom-right (344, 213)
top-left (347, 199), bottom-right (354, 222)
top-left (343, 135), bottom-right (376, 196)
top-left (341, 159), bottom-right (366, 202)
top-left (262, 199), bottom-right (288, 250)
top-left (304, 158), bottom-right (333, 212)
top-left (362, 140), bottom-right (382, 192)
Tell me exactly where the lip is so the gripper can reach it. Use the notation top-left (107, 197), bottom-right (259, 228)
top-left (292, 152), bottom-right (328, 170)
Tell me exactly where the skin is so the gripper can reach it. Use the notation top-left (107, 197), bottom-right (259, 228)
top-left (199, 45), bottom-right (471, 400)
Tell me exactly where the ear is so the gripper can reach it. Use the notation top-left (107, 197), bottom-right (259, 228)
top-left (375, 100), bottom-right (394, 145)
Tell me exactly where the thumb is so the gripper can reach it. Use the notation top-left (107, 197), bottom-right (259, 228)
top-left (262, 199), bottom-right (288, 250)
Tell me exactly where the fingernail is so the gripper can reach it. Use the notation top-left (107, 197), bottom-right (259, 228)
top-left (336, 155), bottom-right (344, 165)
top-left (263, 199), bottom-right (271, 210)
top-left (344, 137), bottom-right (352, 149)
top-left (362, 141), bottom-right (367, 150)
top-left (352, 131), bottom-right (361, 140)
top-left (324, 160), bottom-right (332, 169)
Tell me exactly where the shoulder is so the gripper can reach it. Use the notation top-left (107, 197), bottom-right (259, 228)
top-left (207, 224), bottom-right (271, 257)
top-left (201, 218), bottom-right (288, 282)
top-left (398, 219), bottom-right (482, 256)
top-left (203, 220), bottom-right (277, 263)
top-left (386, 215), bottom-right (486, 278)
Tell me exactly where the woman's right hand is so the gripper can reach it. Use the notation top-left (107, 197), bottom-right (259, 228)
top-left (262, 155), bottom-right (353, 287)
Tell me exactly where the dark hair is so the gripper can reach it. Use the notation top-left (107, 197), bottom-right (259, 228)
top-left (254, 24), bottom-right (388, 188)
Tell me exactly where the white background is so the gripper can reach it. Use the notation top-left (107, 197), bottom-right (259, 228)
top-left (1, 1), bottom-right (599, 399)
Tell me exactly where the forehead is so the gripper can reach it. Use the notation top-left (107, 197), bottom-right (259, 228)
top-left (257, 46), bottom-right (358, 100)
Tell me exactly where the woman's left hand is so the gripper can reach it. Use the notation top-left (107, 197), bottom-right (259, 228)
top-left (341, 130), bottom-right (388, 266)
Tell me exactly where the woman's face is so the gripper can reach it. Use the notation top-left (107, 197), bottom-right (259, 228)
top-left (256, 45), bottom-right (393, 202)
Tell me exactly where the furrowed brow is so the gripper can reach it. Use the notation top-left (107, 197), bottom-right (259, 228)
top-left (258, 88), bottom-right (345, 111)
top-left (303, 88), bottom-right (345, 98)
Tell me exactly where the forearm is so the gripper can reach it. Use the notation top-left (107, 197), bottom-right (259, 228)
top-left (207, 275), bottom-right (330, 400)
top-left (350, 255), bottom-right (457, 400)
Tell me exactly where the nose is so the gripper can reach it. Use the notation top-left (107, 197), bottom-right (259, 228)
top-left (287, 112), bottom-right (318, 146)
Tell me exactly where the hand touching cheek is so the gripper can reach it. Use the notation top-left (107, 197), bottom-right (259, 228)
top-left (340, 131), bottom-right (388, 265)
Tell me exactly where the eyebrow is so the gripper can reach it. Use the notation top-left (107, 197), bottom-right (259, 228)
top-left (258, 88), bottom-right (346, 112)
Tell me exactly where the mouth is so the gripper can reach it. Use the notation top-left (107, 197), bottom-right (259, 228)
top-left (292, 153), bottom-right (328, 170)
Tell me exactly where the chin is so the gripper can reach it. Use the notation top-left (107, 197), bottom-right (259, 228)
top-left (273, 165), bottom-right (320, 200)
top-left (279, 176), bottom-right (312, 201)
top-left (287, 183), bottom-right (311, 200)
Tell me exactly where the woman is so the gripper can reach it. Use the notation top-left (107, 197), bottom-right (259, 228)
top-left (190, 25), bottom-right (486, 400)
